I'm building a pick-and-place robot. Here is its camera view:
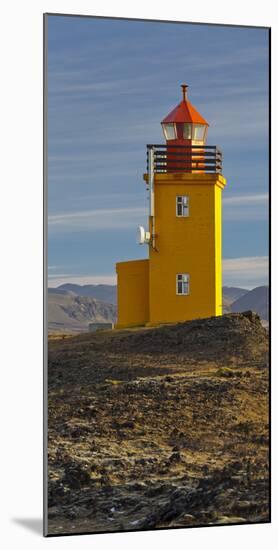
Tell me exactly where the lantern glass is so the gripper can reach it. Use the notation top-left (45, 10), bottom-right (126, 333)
top-left (192, 124), bottom-right (206, 141)
top-left (183, 123), bottom-right (192, 139)
top-left (162, 123), bottom-right (177, 140)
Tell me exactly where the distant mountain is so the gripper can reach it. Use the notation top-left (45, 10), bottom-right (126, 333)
top-left (231, 286), bottom-right (269, 321)
top-left (48, 288), bottom-right (76, 297)
top-left (222, 286), bottom-right (249, 307)
top-left (52, 284), bottom-right (248, 309)
top-left (48, 291), bottom-right (117, 333)
top-left (48, 283), bottom-right (268, 332)
top-left (55, 283), bottom-right (117, 305)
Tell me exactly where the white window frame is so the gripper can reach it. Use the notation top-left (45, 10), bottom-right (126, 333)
top-left (161, 123), bottom-right (177, 141)
top-left (176, 195), bottom-right (189, 217)
top-left (176, 273), bottom-right (190, 295)
top-left (192, 124), bottom-right (206, 141)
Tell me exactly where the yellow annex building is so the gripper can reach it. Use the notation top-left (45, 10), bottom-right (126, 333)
top-left (116, 84), bottom-right (227, 328)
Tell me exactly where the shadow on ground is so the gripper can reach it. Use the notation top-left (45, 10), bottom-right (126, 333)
top-left (12, 518), bottom-right (43, 536)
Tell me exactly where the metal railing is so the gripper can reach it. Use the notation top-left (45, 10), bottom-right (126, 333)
top-left (146, 144), bottom-right (222, 174)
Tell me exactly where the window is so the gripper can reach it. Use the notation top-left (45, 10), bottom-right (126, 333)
top-left (161, 123), bottom-right (177, 140)
top-left (192, 124), bottom-right (205, 141)
top-left (176, 274), bottom-right (190, 295)
top-left (183, 123), bottom-right (192, 139)
top-left (176, 195), bottom-right (189, 217)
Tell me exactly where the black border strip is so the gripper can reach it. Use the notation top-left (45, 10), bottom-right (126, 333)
top-left (268, 26), bottom-right (271, 525)
top-left (43, 13), bottom-right (48, 538)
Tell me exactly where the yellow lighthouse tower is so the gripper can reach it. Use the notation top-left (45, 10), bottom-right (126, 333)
top-left (116, 84), bottom-right (227, 328)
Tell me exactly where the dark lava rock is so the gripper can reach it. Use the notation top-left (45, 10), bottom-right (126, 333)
top-left (169, 452), bottom-right (181, 462)
top-left (47, 312), bottom-right (269, 534)
top-left (63, 462), bottom-right (91, 490)
top-left (96, 312), bottom-right (268, 362)
top-left (241, 310), bottom-right (261, 323)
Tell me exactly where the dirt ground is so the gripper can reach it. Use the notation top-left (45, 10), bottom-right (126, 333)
top-left (47, 312), bottom-right (269, 535)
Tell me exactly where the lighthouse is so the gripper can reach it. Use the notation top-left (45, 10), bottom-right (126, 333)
top-left (115, 84), bottom-right (227, 328)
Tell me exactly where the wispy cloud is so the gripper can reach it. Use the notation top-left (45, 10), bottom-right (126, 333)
top-left (48, 193), bottom-right (268, 233)
top-left (48, 273), bottom-right (117, 287)
top-left (223, 193), bottom-right (268, 205)
top-left (48, 207), bottom-right (148, 232)
top-left (48, 255), bottom-right (268, 290)
top-left (223, 256), bottom-right (268, 288)
top-left (49, 74), bottom-right (157, 96)
top-left (223, 193), bottom-right (268, 221)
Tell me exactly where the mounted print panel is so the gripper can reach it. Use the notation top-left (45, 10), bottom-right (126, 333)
top-left (44, 14), bottom-right (270, 537)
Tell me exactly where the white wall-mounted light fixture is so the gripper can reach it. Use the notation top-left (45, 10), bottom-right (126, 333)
top-left (137, 225), bottom-right (151, 245)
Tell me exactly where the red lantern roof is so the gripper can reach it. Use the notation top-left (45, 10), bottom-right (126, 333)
top-left (161, 84), bottom-right (209, 126)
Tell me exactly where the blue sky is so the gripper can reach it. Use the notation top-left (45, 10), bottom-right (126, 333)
top-left (47, 15), bottom-right (269, 289)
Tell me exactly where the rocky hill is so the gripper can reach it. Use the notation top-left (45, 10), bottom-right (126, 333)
top-left (222, 286), bottom-right (248, 310)
top-left (48, 291), bottom-right (117, 333)
top-left (47, 312), bottom-right (269, 535)
top-left (54, 283), bottom-right (117, 305)
top-left (231, 286), bottom-right (269, 321)
top-left (48, 284), bottom-right (269, 331)
top-left (223, 286), bottom-right (249, 302)
top-left (53, 284), bottom-right (248, 309)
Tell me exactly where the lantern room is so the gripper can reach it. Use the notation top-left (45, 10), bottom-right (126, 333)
top-left (161, 84), bottom-right (209, 146)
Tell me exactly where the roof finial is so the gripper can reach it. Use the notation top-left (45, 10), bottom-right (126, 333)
top-left (181, 84), bottom-right (188, 102)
